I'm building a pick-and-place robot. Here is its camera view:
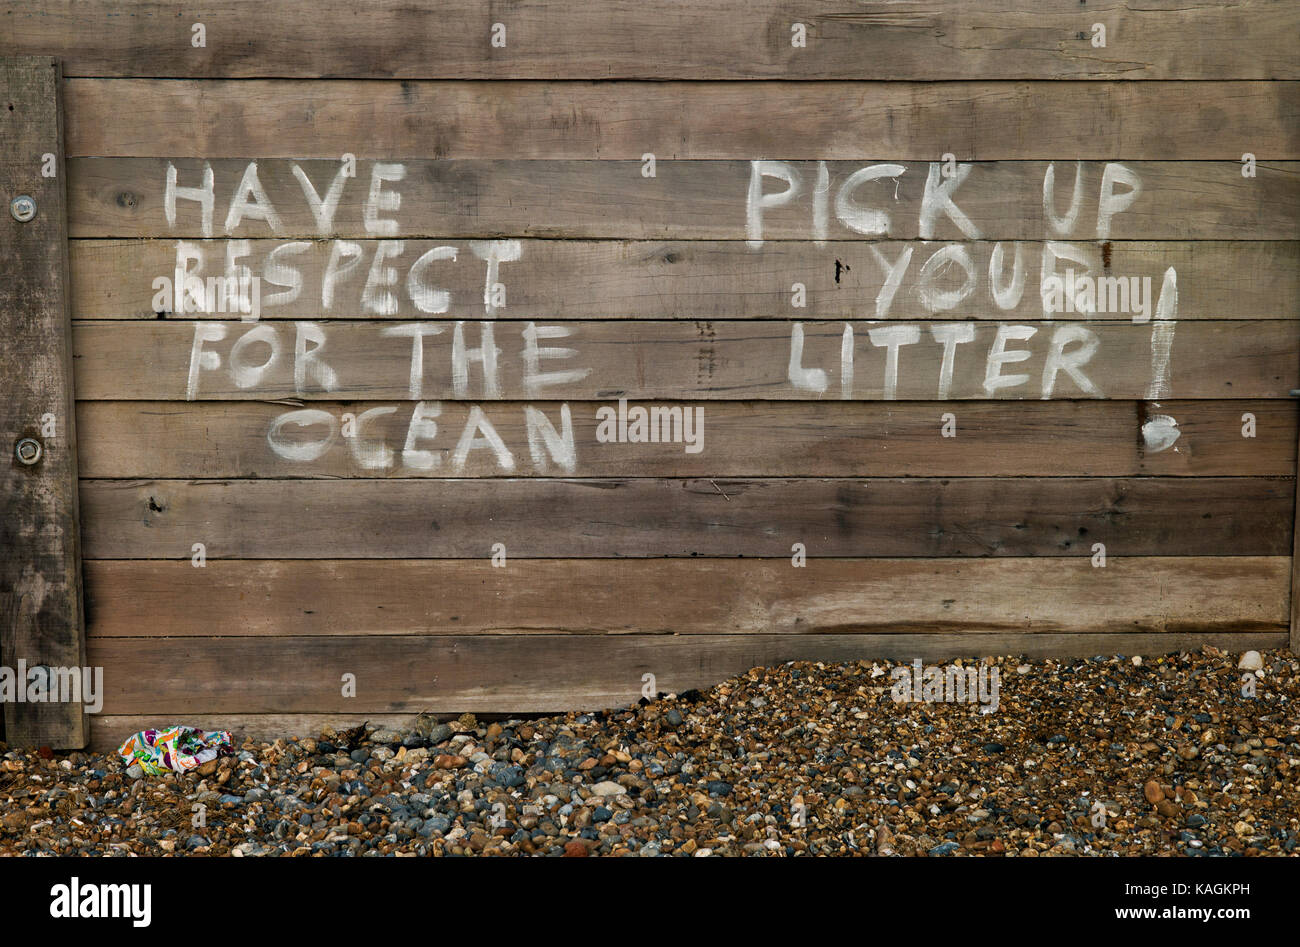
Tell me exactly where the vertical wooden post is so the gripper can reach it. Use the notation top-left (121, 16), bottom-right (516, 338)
top-left (0, 57), bottom-right (87, 748)
top-left (1293, 397), bottom-right (1300, 655)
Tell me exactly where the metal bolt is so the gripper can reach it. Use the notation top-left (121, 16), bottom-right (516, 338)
top-left (15, 438), bottom-right (42, 466)
top-left (10, 195), bottom-right (36, 222)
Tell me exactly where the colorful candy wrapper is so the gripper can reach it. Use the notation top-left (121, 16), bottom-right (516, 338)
top-left (117, 726), bottom-right (233, 775)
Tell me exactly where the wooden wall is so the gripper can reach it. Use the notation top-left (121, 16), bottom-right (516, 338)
top-left (3, 1), bottom-right (1297, 750)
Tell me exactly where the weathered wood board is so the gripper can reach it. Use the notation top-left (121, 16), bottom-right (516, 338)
top-left (7, 1), bottom-right (1297, 80)
top-left (77, 477), bottom-right (1293, 560)
top-left (63, 80), bottom-right (1300, 159)
top-left (83, 557), bottom-right (1291, 638)
top-left (66, 159), bottom-right (1300, 240)
top-left (70, 319), bottom-right (1300, 401)
top-left (83, 678), bottom-right (1291, 752)
top-left (85, 629), bottom-right (1291, 716)
top-left (74, 400), bottom-right (1297, 479)
top-left (68, 239), bottom-right (1300, 322)
top-left (6, 0), bottom-right (1297, 746)
top-left (0, 58), bottom-right (87, 747)
top-left (1294, 405), bottom-right (1300, 653)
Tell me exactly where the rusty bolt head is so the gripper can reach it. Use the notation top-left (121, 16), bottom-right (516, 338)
top-left (10, 195), bottom-right (36, 222)
top-left (15, 437), bottom-right (42, 465)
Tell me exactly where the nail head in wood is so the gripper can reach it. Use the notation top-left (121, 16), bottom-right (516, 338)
top-left (9, 194), bottom-right (36, 222)
top-left (15, 437), bottom-right (43, 466)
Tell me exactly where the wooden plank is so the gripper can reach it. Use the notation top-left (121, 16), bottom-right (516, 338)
top-left (66, 159), bottom-right (1300, 241)
top-left (1293, 393), bottom-right (1300, 653)
top-left (85, 629), bottom-right (1291, 715)
top-left (69, 238), bottom-right (1300, 322)
top-left (77, 477), bottom-right (1294, 559)
top-left (82, 678), bottom-right (1287, 752)
top-left (71, 319), bottom-right (1300, 402)
top-left (74, 400), bottom-right (1298, 479)
top-left (63, 80), bottom-right (1300, 159)
top-left (83, 557), bottom-right (1291, 638)
top-left (8, 1), bottom-right (1297, 80)
top-left (0, 58), bottom-right (88, 748)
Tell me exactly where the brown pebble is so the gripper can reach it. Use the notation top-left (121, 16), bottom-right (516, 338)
top-left (1143, 780), bottom-right (1164, 804)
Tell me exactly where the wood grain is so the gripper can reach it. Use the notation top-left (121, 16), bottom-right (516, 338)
top-left (1293, 398), bottom-right (1300, 654)
top-left (63, 80), bottom-right (1300, 159)
top-left (71, 319), bottom-right (1300, 401)
top-left (83, 557), bottom-right (1291, 638)
top-left (85, 630), bottom-right (1290, 715)
top-left (8, 1), bottom-right (1297, 80)
top-left (66, 159), bottom-right (1300, 241)
top-left (74, 400), bottom-right (1298, 479)
top-left (8, 0), bottom-right (1298, 710)
top-left (82, 680), bottom-right (1288, 753)
top-left (69, 238), bottom-right (1300, 322)
top-left (0, 58), bottom-right (88, 748)
top-left (77, 477), bottom-right (1294, 560)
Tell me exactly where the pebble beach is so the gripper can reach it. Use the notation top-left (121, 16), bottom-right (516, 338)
top-left (1, 646), bottom-right (1296, 857)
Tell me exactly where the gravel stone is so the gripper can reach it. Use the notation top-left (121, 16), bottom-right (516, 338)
top-left (1, 647), bottom-right (1295, 857)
